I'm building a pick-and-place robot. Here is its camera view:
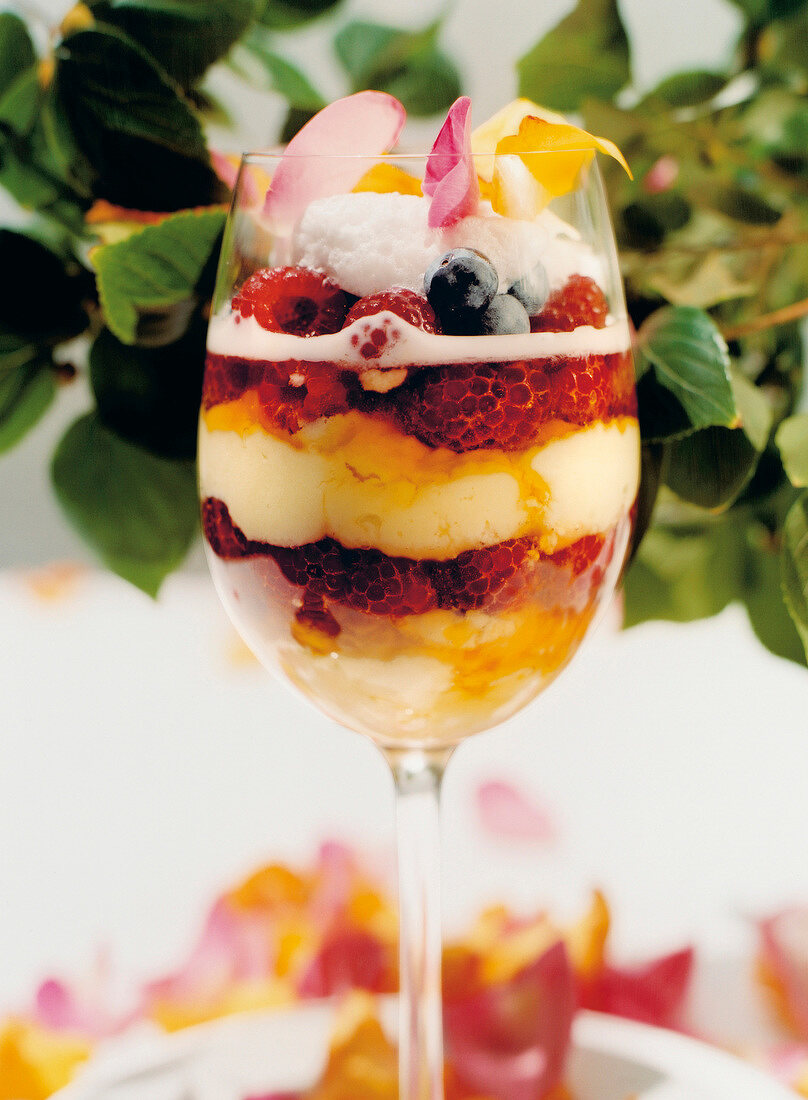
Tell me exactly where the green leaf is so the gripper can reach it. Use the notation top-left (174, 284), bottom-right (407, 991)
top-left (0, 229), bottom-right (90, 343)
top-left (241, 38), bottom-right (326, 110)
top-left (51, 411), bottom-right (198, 596)
top-left (618, 193), bottom-right (691, 251)
top-left (90, 320), bottom-right (205, 459)
top-left (663, 372), bottom-right (772, 510)
top-left (641, 70), bottom-right (727, 108)
top-left (92, 0), bottom-right (259, 87)
top-left (55, 26), bottom-right (223, 209)
top-left (744, 515), bottom-right (806, 665)
top-left (0, 13), bottom-right (36, 100)
top-left (636, 306), bottom-right (735, 432)
top-left (708, 184), bottom-right (781, 225)
top-left (0, 67), bottom-right (41, 135)
top-left (373, 49), bottom-right (461, 117)
top-left (623, 519), bottom-right (741, 626)
top-left (776, 414), bottom-right (808, 487)
top-left (517, 0), bottom-right (631, 111)
top-left (91, 208), bottom-right (225, 345)
top-left (259, 0), bottom-right (343, 31)
top-left (665, 424), bottom-right (762, 509)
top-left (334, 19), bottom-right (460, 116)
top-left (727, 0), bottom-right (805, 25)
top-left (781, 490), bottom-right (808, 660)
top-left (0, 363), bottom-right (55, 453)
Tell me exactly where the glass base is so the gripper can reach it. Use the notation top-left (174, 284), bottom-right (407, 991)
top-left (57, 1002), bottom-right (791, 1100)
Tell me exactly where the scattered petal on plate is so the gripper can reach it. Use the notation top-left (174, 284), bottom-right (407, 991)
top-left (476, 778), bottom-right (556, 842)
top-left (0, 1019), bottom-right (90, 1100)
top-left (444, 940), bottom-right (576, 1100)
top-left (758, 907), bottom-right (808, 1037)
top-left (581, 946), bottom-right (695, 1030)
top-left (423, 95), bottom-right (480, 229)
top-left (263, 92), bottom-right (406, 229)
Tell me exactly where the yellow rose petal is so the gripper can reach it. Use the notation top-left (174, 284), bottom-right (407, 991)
top-left (472, 97), bottom-right (568, 182)
top-left (353, 163), bottom-right (422, 196)
top-left (491, 115), bottom-right (632, 216)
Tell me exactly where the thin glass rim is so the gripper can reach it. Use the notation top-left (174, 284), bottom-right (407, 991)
top-left (239, 148), bottom-right (602, 161)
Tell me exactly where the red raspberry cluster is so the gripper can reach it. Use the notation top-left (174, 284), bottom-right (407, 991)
top-left (394, 350), bottom-right (635, 453)
top-left (233, 267), bottom-right (349, 336)
top-left (531, 274), bottom-right (609, 332)
top-left (202, 499), bottom-right (616, 619)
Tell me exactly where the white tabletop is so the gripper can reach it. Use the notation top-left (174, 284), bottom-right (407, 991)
top-left (1, 565), bottom-right (806, 1050)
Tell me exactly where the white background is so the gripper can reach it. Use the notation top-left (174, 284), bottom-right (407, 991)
top-left (1, 0), bottom-right (807, 1040)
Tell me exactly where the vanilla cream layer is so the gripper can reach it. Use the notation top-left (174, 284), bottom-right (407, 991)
top-left (198, 411), bottom-right (640, 559)
top-left (206, 311), bottom-right (630, 372)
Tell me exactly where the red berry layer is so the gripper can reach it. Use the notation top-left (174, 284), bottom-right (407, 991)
top-left (203, 350), bottom-right (636, 449)
top-left (202, 497), bottom-right (614, 619)
top-left (394, 350), bottom-right (636, 452)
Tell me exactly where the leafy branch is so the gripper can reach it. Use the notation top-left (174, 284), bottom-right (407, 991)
top-left (518, 0), bottom-right (808, 664)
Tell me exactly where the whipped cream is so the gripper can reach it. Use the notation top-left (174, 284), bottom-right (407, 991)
top-left (291, 191), bottom-right (605, 297)
top-left (207, 311), bottom-right (631, 370)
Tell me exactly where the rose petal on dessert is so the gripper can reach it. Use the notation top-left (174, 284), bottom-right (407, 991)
top-left (492, 117), bottom-right (631, 216)
top-left (424, 96), bottom-right (480, 229)
top-left (476, 779), bottom-right (556, 842)
top-left (444, 940), bottom-right (575, 1100)
top-left (263, 92), bottom-right (407, 229)
top-left (759, 907), bottom-right (808, 1037)
top-left (581, 946), bottom-right (695, 1029)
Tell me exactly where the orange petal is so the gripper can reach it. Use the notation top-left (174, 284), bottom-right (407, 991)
top-left (353, 163), bottom-right (422, 196)
top-left (565, 890), bottom-right (610, 980)
top-left (0, 1019), bottom-right (90, 1100)
top-left (492, 116), bottom-right (631, 217)
top-left (471, 98), bottom-right (568, 182)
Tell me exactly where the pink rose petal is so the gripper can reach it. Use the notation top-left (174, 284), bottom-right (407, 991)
top-left (297, 927), bottom-right (390, 998)
top-left (759, 906), bottom-right (808, 1037)
top-left (424, 95), bottom-right (480, 229)
top-left (263, 92), bottom-right (406, 228)
top-left (581, 946), bottom-right (695, 1030)
top-left (476, 779), bottom-right (556, 843)
top-left (144, 899), bottom-right (269, 1008)
top-left (444, 940), bottom-right (575, 1100)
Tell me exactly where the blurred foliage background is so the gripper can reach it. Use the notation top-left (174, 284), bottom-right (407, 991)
top-left (0, 0), bottom-right (807, 666)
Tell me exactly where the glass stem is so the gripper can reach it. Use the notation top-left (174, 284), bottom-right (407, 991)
top-left (385, 746), bottom-right (452, 1100)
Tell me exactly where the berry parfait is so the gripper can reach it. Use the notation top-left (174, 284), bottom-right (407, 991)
top-left (199, 93), bottom-right (639, 1098)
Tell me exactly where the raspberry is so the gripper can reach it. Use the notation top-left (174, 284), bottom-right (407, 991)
top-left (203, 353), bottom-right (264, 409)
top-left (233, 267), bottom-right (349, 336)
top-left (270, 539), bottom-right (436, 617)
top-left (395, 352), bottom-right (632, 453)
top-left (433, 538), bottom-right (536, 611)
top-left (202, 497), bottom-right (623, 618)
top-left (530, 275), bottom-right (609, 332)
top-left (345, 288), bottom-right (439, 334)
top-left (202, 498), bottom-right (256, 558)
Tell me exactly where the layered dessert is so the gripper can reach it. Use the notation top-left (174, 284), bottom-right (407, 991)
top-left (199, 100), bottom-right (640, 745)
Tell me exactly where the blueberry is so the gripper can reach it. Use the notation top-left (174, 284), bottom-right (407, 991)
top-left (424, 249), bottom-right (498, 322)
top-left (508, 262), bottom-right (549, 315)
top-left (479, 294), bottom-right (530, 335)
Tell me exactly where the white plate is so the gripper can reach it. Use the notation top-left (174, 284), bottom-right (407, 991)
top-left (56, 1003), bottom-right (792, 1100)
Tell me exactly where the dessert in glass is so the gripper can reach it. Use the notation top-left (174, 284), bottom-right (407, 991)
top-left (198, 93), bottom-right (639, 1098)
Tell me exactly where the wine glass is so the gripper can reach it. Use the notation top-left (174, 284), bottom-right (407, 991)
top-left (198, 144), bottom-right (639, 1098)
